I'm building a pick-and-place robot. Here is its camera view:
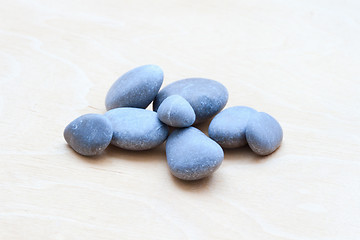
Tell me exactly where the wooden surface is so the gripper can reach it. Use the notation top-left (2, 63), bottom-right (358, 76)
top-left (1, 0), bottom-right (359, 239)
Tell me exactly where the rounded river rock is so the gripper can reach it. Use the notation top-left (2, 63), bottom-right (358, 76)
top-left (157, 95), bottom-right (195, 128)
top-left (166, 127), bottom-right (224, 180)
top-left (208, 106), bottom-right (257, 148)
top-left (105, 64), bottom-right (164, 110)
top-left (64, 114), bottom-right (113, 156)
top-left (246, 112), bottom-right (283, 155)
top-left (153, 78), bottom-right (228, 124)
top-left (105, 108), bottom-right (168, 150)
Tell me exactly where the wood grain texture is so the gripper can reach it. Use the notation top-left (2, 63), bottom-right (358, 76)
top-left (1, 0), bottom-right (359, 239)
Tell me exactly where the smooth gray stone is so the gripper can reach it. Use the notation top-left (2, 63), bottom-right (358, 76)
top-left (208, 106), bottom-right (257, 148)
top-left (105, 107), bottom-right (168, 150)
top-left (153, 78), bottom-right (228, 124)
top-left (157, 95), bottom-right (195, 128)
top-left (246, 112), bottom-right (283, 155)
top-left (105, 64), bottom-right (164, 110)
top-left (64, 114), bottom-right (113, 156)
top-left (166, 127), bottom-right (224, 180)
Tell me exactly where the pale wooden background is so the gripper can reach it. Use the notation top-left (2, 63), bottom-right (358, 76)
top-left (1, 0), bottom-right (359, 239)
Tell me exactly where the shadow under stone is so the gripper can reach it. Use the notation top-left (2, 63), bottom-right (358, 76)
top-left (170, 173), bottom-right (214, 193)
top-left (104, 142), bottom-right (167, 163)
top-left (65, 144), bottom-right (112, 165)
top-left (193, 118), bottom-right (213, 136)
top-left (224, 144), bottom-right (283, 163)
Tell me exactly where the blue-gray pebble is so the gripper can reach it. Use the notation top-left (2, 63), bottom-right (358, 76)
top-left (105, 108), bottom-right (168, 150)
top-left (208, 106), bottom-right (257, 148)
top-left (157, 95), bottom-right (195, 128)
top-left (105, 64), bottom-right (164, 110)
top-left (166, 127), bottom-right (224, 180)
top-left (64, 114), bottom-right (113, 156)
top-left (153, 78), bottom-right (228, 124)
top-left (246, 112), bottom-right (283, 155)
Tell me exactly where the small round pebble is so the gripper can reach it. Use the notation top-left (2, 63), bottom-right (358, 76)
top-left (64, 114), bottom-right (113, 156)
top-left (153, 78), bottom-right (228, 124)
top-left (105, 64), bottom-right (164, 110)
top-left (208, 106), bottom-right (257, 148)
top-left (246, 112), bottom-right (283, 155)
top-left (157, 95), bottom-right (195, 127)
top-left (166, 127), bottom-right (224, 180)
top-left (105, 108), bottom-right (168, 150)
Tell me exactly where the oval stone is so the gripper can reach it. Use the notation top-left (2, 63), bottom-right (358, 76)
top-left (64, 114), bottom-right (113, 156)
top-left (105, 64), bottom-right (164, 110)
top-left (246, 112), bottom-right (283, 155)
top-left (157, 95), bottom-right (195, 128)
top-left (208, 106), bottom-right (257, 148)
top-left (153, 78), bottom-right (228, 124)
top-left (105, 108), bottom-right (168, 150)
top-left (166, 127), bottom-right (224, 180)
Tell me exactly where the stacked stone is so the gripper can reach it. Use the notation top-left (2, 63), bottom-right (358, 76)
top-left (64, 65), bottom-right (283, 181)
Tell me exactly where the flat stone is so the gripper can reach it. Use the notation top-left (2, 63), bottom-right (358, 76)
top-left (208, 106), bottom-right (257, 148)
top-left (105, 107), bottom-right (168, 150)
top-left (157, 95), bottom-right (195, 128)
top-left (105, 64), bottom-right (163, 110)
top-left (246, 112), bottom-right (283, 155)
top-left (166, 127), bottom-right (224, 180)
top-left (64, 114), bottom-right (113, 156)
top-left (153, 78), bottom-right (228, 124)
